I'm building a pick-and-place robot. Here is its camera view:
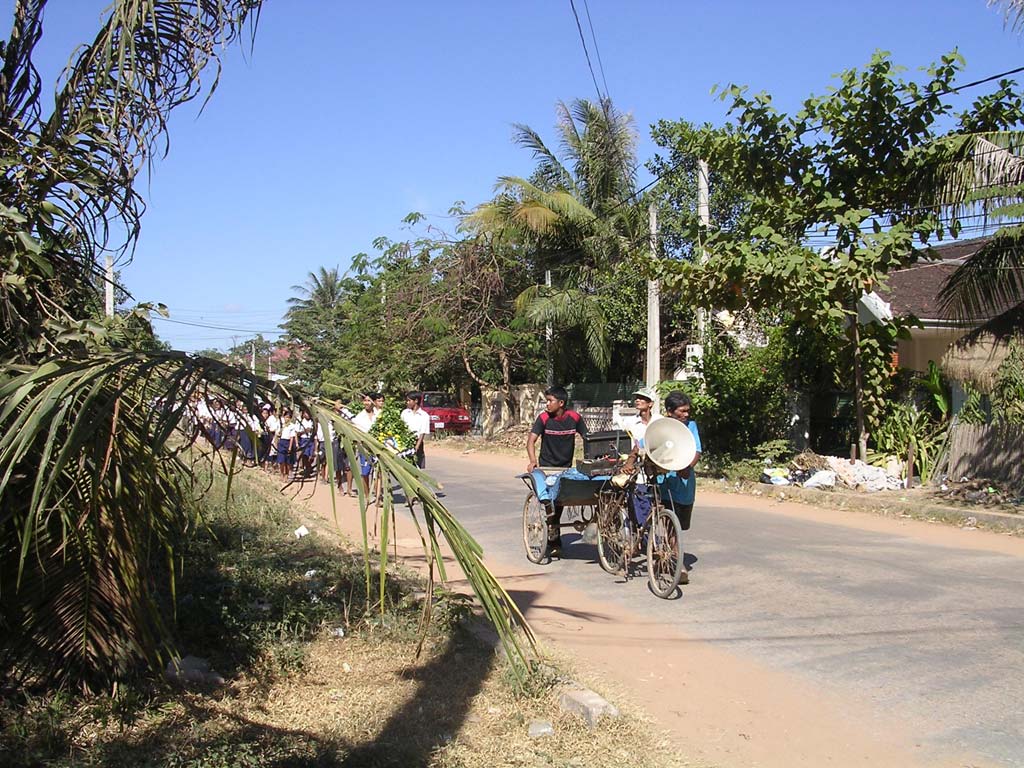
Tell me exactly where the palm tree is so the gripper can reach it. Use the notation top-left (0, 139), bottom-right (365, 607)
top-left (287, 266), bottom-right (350, 314)
top-left (0, 1), bottom-right (532, 688)
top-left (471, 98), bottom-right (646, 373)
top-left (990, 0), bottom-right (1024, 32)
top-left (906, 131), bottom-right (1024, 321)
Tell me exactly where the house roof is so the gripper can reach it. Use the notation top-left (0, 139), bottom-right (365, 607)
top-left (878, 237), bottom-right (1017, 322)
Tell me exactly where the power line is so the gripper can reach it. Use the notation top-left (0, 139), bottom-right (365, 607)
top-left (581, 0), bottom-right (610, 99)
top-left (568, 0), bottom-right (604, 100)
top-left (615, 63), bottom-right (1024, 212)
top-left (152, 315), bottom-right (283, 334)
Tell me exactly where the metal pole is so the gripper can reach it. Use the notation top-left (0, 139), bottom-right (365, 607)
top-left (104, 254), bottom-right (114, 317)
top-left (696, 158), bottom-right (710, 341)
top-left (646, 202), bottom-right (660, 388)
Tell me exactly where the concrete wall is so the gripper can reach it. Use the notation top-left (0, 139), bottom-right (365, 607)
top-left (479, 383), bottom-right (545, 437)
top-left (898, 327), bottom-right (966, 373)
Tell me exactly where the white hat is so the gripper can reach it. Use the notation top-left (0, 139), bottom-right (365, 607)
top-left (631, 387), bottom-right (657, 402)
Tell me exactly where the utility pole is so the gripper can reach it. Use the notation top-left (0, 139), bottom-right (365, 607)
top-left (645, 202), bottom-right (660, 389)
top-left (104, 254), bottom-right (114, 317)
top-left (545, 269), bottom-right (553, 386)
top-left (696, 158), bottom-right (710, 342)
top-left (251, 340), bottom-right (256, 373)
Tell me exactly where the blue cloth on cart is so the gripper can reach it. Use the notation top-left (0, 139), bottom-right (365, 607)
top-left (531, 467), bottom-right (593, 503)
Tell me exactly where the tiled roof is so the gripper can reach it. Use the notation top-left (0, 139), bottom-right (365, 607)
top-left (879, 237), bottom-right (1015, 322)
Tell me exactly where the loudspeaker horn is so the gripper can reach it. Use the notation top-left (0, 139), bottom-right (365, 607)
top-left (644, 418), bottom-right (696, 472)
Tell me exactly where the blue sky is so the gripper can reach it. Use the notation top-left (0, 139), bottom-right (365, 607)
top-left (15, 1), bottom-right (1024, 351)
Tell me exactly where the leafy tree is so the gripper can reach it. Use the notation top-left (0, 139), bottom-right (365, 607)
top-left (281, 266), bottom-right (363, 390)
top-left (656, 50), bottom-right (1024, 459)
top-left (0, 0), bottom-right (531, 689)
top-left (224, 333), bottom-right (275, 378)
top-left (472, 98), bottom-right (647, 377)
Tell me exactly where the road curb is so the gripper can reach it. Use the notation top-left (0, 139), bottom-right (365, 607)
top-left (714, 479), bottom-right (1024, 533)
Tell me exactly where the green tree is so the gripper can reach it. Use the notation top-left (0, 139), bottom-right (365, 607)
top-left (282, 266), bottom-right (362, 390)
top-left (656, 50), bottom-right (1024, 459)
top-left (471, 98), bottom-right (647, 377)
top-left (0, 1), bottom-right (531, 688)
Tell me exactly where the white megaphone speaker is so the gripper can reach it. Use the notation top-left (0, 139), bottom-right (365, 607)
top-left (644, 418), bottom-right (697, 472)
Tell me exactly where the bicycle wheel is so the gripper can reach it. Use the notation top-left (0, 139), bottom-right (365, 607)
top-left (522, 493), bottom-right (550, 564)
top-left (646, 504), bottom-right (684, 598)
top-left (596, 491), bottom-right (630, 575)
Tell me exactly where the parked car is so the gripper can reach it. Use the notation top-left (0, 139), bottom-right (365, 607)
top-left (420, 391), bottom-right (473, 434)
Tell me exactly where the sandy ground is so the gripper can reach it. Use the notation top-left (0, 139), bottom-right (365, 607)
top-left (284, 446), bottom-right (1022, 768)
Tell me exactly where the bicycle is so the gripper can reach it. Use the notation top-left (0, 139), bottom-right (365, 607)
top-left (595, 467), bottom-right (685, 598)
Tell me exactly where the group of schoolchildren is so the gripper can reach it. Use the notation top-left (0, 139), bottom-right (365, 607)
top-left (525, 385), bottom-right (702, 583)
top-left (186, 390), bottom-right (433, 496)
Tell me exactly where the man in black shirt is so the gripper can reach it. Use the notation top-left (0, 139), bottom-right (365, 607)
top-left (526, 385), bottom-right (588, 554)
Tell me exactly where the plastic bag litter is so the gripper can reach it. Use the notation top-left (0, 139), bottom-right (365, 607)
top-left (760, 466), bottom-right (791, 485)
top-left (803, 470), bottom-right (837, 489)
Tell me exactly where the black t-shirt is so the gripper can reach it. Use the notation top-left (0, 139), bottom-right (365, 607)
top-left (531, 410), bottom-right (588, 467)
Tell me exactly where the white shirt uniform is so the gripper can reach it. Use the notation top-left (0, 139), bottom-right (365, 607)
top-left (401, 408), bottom-right (431, 440)
top-left (352, 409), bottom-right (376, 433)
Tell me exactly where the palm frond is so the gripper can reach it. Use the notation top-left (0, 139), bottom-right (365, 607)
top-left (514, 285), bottom-right (610, 371)
top-left (0, 351), bottom-right (535, 687)
top-left (989, 0), bottom-right (1024, 33)
top-left (937, 225), bottom-right (1024, 321)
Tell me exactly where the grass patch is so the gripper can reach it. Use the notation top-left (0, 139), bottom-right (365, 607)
top-left (1, 468), bottom-right (691, 767)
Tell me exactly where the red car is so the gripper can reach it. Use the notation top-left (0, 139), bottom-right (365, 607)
top-left (421, 391), bottom-right (473, 434)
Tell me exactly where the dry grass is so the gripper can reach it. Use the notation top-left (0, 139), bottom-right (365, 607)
top-left (0, 464), bottom-right (698, 768)
top-left (11, 631), bottom-right (695, 767)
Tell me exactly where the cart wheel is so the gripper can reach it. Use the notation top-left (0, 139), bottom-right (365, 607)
top-left (646, 504), bottom-right (684, 598)
top-left (596, 491), bottom-right (630, 575)
top-left (523, 493), bottom-right (550, 564)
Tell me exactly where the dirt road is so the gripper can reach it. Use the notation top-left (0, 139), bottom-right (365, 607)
top-left (291, 445), bottom-right (1024, 767)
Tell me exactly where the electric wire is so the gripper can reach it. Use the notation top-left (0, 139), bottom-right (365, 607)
top-left (612, 64), bottom-right (1024, 213)
top-left (568, 0), bottom-right (604, 101)
top-left (581, 0), bottom-right (610, 99)
top-left (151, 315), bottom-right (283, 334)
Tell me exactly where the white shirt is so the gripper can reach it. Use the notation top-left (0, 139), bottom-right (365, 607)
top-left (264, 414), bottom-right (280, 434)
top-left (401, 407), bottom-right (431, 438)
top-left (279, 421), bottom-right (299, 441)
top-left (352, 409), bottom-right (376, 433)
top-left (625, 414), bottom-right (657, 453)
top-left (625, 414), bottom-right (659, 482)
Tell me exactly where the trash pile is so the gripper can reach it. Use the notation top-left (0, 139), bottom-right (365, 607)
top-left (760, 451), bottom-right (903, 492)
top-left (934, 477), bottom-right (1023, 507)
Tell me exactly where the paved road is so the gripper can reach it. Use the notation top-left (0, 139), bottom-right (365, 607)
top-left (429, 451), bottom-right (1024, 767)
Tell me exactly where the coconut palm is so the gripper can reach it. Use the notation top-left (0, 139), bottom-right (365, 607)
top-left (904, 130), bottom-right (1024, 321)
top-left (471, 98), bottom-right (646, 373)
top-left (991, 0), bottom-right (1024, 32)
top-left (0, 1), bottom-right (532, 688)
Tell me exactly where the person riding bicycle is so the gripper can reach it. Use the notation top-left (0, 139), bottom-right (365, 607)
top-left (525, 385), bottom-right (588, 555)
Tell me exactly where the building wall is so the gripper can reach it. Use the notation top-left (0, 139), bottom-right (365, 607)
top-left (897, 327), bottom-right (966, 373)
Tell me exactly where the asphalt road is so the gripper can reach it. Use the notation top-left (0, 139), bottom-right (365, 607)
top-left (429, 450), bottom-right (1024, 767)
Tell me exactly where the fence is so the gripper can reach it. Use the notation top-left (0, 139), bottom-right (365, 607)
top-left (478, 385), bottom-right (625, 436)
top-left (945, 421), bottom-right (1024, 488)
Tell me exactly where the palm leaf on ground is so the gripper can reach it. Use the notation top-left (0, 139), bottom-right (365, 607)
top-left (0, 351), bottom-right (535, 687)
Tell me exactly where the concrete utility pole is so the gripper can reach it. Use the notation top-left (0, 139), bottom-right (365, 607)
top-left (645, 202), bottom-right (660, 388)
top-left (696, 158), bottom-right (710, 341)
top-left (251, 340), bottom-right (256, 373)
top-left (545, 269), bottom-right (553, 385)
top-left (104, 254), bottom-right (114, 317)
